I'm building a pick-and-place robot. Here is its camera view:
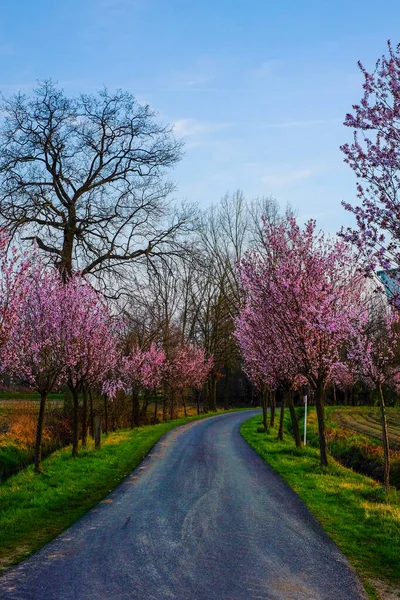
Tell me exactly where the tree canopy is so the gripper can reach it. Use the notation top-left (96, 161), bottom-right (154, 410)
top-left (0, 81), bottom-right (187, 280)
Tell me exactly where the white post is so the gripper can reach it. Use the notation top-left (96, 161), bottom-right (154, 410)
top-left (303, 394), bottom-right (307, 445)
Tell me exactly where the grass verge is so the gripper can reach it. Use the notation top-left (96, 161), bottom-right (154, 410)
top-left (241, 413), bottom-right (400, 600)
top-left (0, 409), bottom-right (242, 573)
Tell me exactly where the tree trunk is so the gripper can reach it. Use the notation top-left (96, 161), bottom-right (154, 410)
top-left (262, 385), bottom-right (268, 431)
top-left (196, 389), bottom-right (201, 415)
top-left (333, 383), bottom-right (337, 405)
top-left (378, 384), bottom-right (391, 492)
top-left (72, 388), bottom-right (79, 457)
top-left (213, 377), bottom-right (217, 411)
top-left (153, 394), bottom-right (158, 424)
top-left (315, 382), bottom-right (328, 466)
top-left (207, 375), bottom-right (217, 411)
top-left (60, 221), bottom-right (75, 282)
top-left (162, 395), bottom-right (167, 421)
top-left (82, 389), bottom-right (88, 447)
top-left (162, 383), bottom-right (168, 421)
top-left (89, 389), bottom-right (94, 439)
top-left (287, 390), bottom-right (302, 447)
top-left (140, 391), bottom-right (149, 422)
top-left (169, 390), bottom-right (175, 420)
top-left (278, 396), bottom-right (285, 441)
top-left (270, 390), bottom-right (276, 427)
top-left (131, 388), bottom-right (140, 427)
top-left (94, 416), bottom-right (102, 450)
top-left (223, 371), bottom-right (230, 410)
top-left (183, 397), bottom-right (187, 418)
top-left (204, 379), bottom-right (210, 411)
top-left (34, 392), bottom-right (47, 473)
top-left (103, 394), bottom-right (109, 435)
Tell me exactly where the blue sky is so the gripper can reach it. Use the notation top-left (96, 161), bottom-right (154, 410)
top-left (1, 0), bottom-right (400, 232)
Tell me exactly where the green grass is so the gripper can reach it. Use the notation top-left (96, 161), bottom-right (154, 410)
top-left (0, 409), bottom-right (242, 573)
top-left (0, 444), bottom-right (34, 480)
top-left (241, 413), bottom-right (400, 600)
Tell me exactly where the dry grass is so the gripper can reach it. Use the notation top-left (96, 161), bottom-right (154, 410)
top-left (0, 399), bottom-right (71, 480)
top-left (331, 407), bottom-right (400, 448)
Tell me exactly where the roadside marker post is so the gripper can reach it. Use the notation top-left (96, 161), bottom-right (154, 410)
top-left (303, 394), bottom-right (307, 445)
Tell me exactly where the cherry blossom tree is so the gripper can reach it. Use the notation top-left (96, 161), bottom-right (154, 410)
top-left (236, 217), bottom-right (367, 465)
top-left (330, 362), bottom-right (357, 405)
top-left (0, 230), bottom-right (30, 364)
top-left (3, 263), bottom-right (63, 473)
top-left (341, 41), bottom-right (400, 297)
top-left (0, 243), bottom-right (121, 466)
top-left (61, 276), bottom-right (119, 456)
top-left (235, 283), bottom-right (303, 444)
top-left (164, 344), bottom-right (213, 419)
top-left (234, 307), bottom-right (274, 431)
top-left (121, 344), bottom-right (165, 427)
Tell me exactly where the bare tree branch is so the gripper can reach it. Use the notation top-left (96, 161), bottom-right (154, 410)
top-left (0, 81), bottom-right (190, 282)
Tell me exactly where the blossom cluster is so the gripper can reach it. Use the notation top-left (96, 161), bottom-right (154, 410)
top-left (235, 217), bottom-right (368, 394)
top-left (341, 40), bottom-right (400, 307)
top-left (0, 241), bottom-right (213, 401)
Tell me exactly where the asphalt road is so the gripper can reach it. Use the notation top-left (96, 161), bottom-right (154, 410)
top-left (0, 410), bottom-right (367, 600)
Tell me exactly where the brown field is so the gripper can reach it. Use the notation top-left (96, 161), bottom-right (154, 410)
top-left (329, 407), bottom-right (400, 449)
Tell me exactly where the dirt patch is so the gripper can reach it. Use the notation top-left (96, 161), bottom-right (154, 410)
top-left (371, 579), bottom-right (400, 599)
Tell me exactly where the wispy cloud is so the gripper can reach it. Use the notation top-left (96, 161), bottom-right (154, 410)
top-left (172, 73), bottom-right (213, 88)
top-left (161, 58), bottom-right (216, 90)
top-left (249, 59), bottom-right (282, 79)
top-left (261, 168), bottom-right (313, 189)
top-left (259, 117), bottom-right (341, 129)
top-left (173, 118), bottom-right (230, 137)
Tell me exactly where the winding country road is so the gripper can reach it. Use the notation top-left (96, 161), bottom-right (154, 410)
top-left (0, 410), bottom-right (367, 599)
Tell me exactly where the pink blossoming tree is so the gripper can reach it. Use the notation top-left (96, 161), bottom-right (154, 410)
top-left (0, 230), bottom-right (30, 362)
top-left (164, 344), bottom-right (213, 419)
top-left (341, 41), bottom-right (400, 299)
top-left (61, 276), bottom-right (119, 456)
top-left (121, 343), bottom-right (166, 427)
top-left (4, 263), bottom-right (63, 472)
top-left (236, 217), bottom-right (367, 465)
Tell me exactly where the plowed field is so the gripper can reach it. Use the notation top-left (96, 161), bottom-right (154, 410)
top-left (329, 407), bottom-right (400, 449)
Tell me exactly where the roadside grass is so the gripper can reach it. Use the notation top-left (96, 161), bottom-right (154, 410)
top-left (0, 409), bottom-right (245, 573)
top-left (241, 413), bottom-right (400, 600)
top-left (0, 444), bottom-right (33, 481)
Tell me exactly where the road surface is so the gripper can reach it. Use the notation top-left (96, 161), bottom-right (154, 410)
top-left (0, 410), bottom-right (367, 599)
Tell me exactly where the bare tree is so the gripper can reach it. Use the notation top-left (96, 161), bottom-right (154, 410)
top-left (0, 81), bottom-right (189, 280)
top-left (248, 194), bottom-right (290, 250)
top-left (114, 190), bottom-right (289, 413)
